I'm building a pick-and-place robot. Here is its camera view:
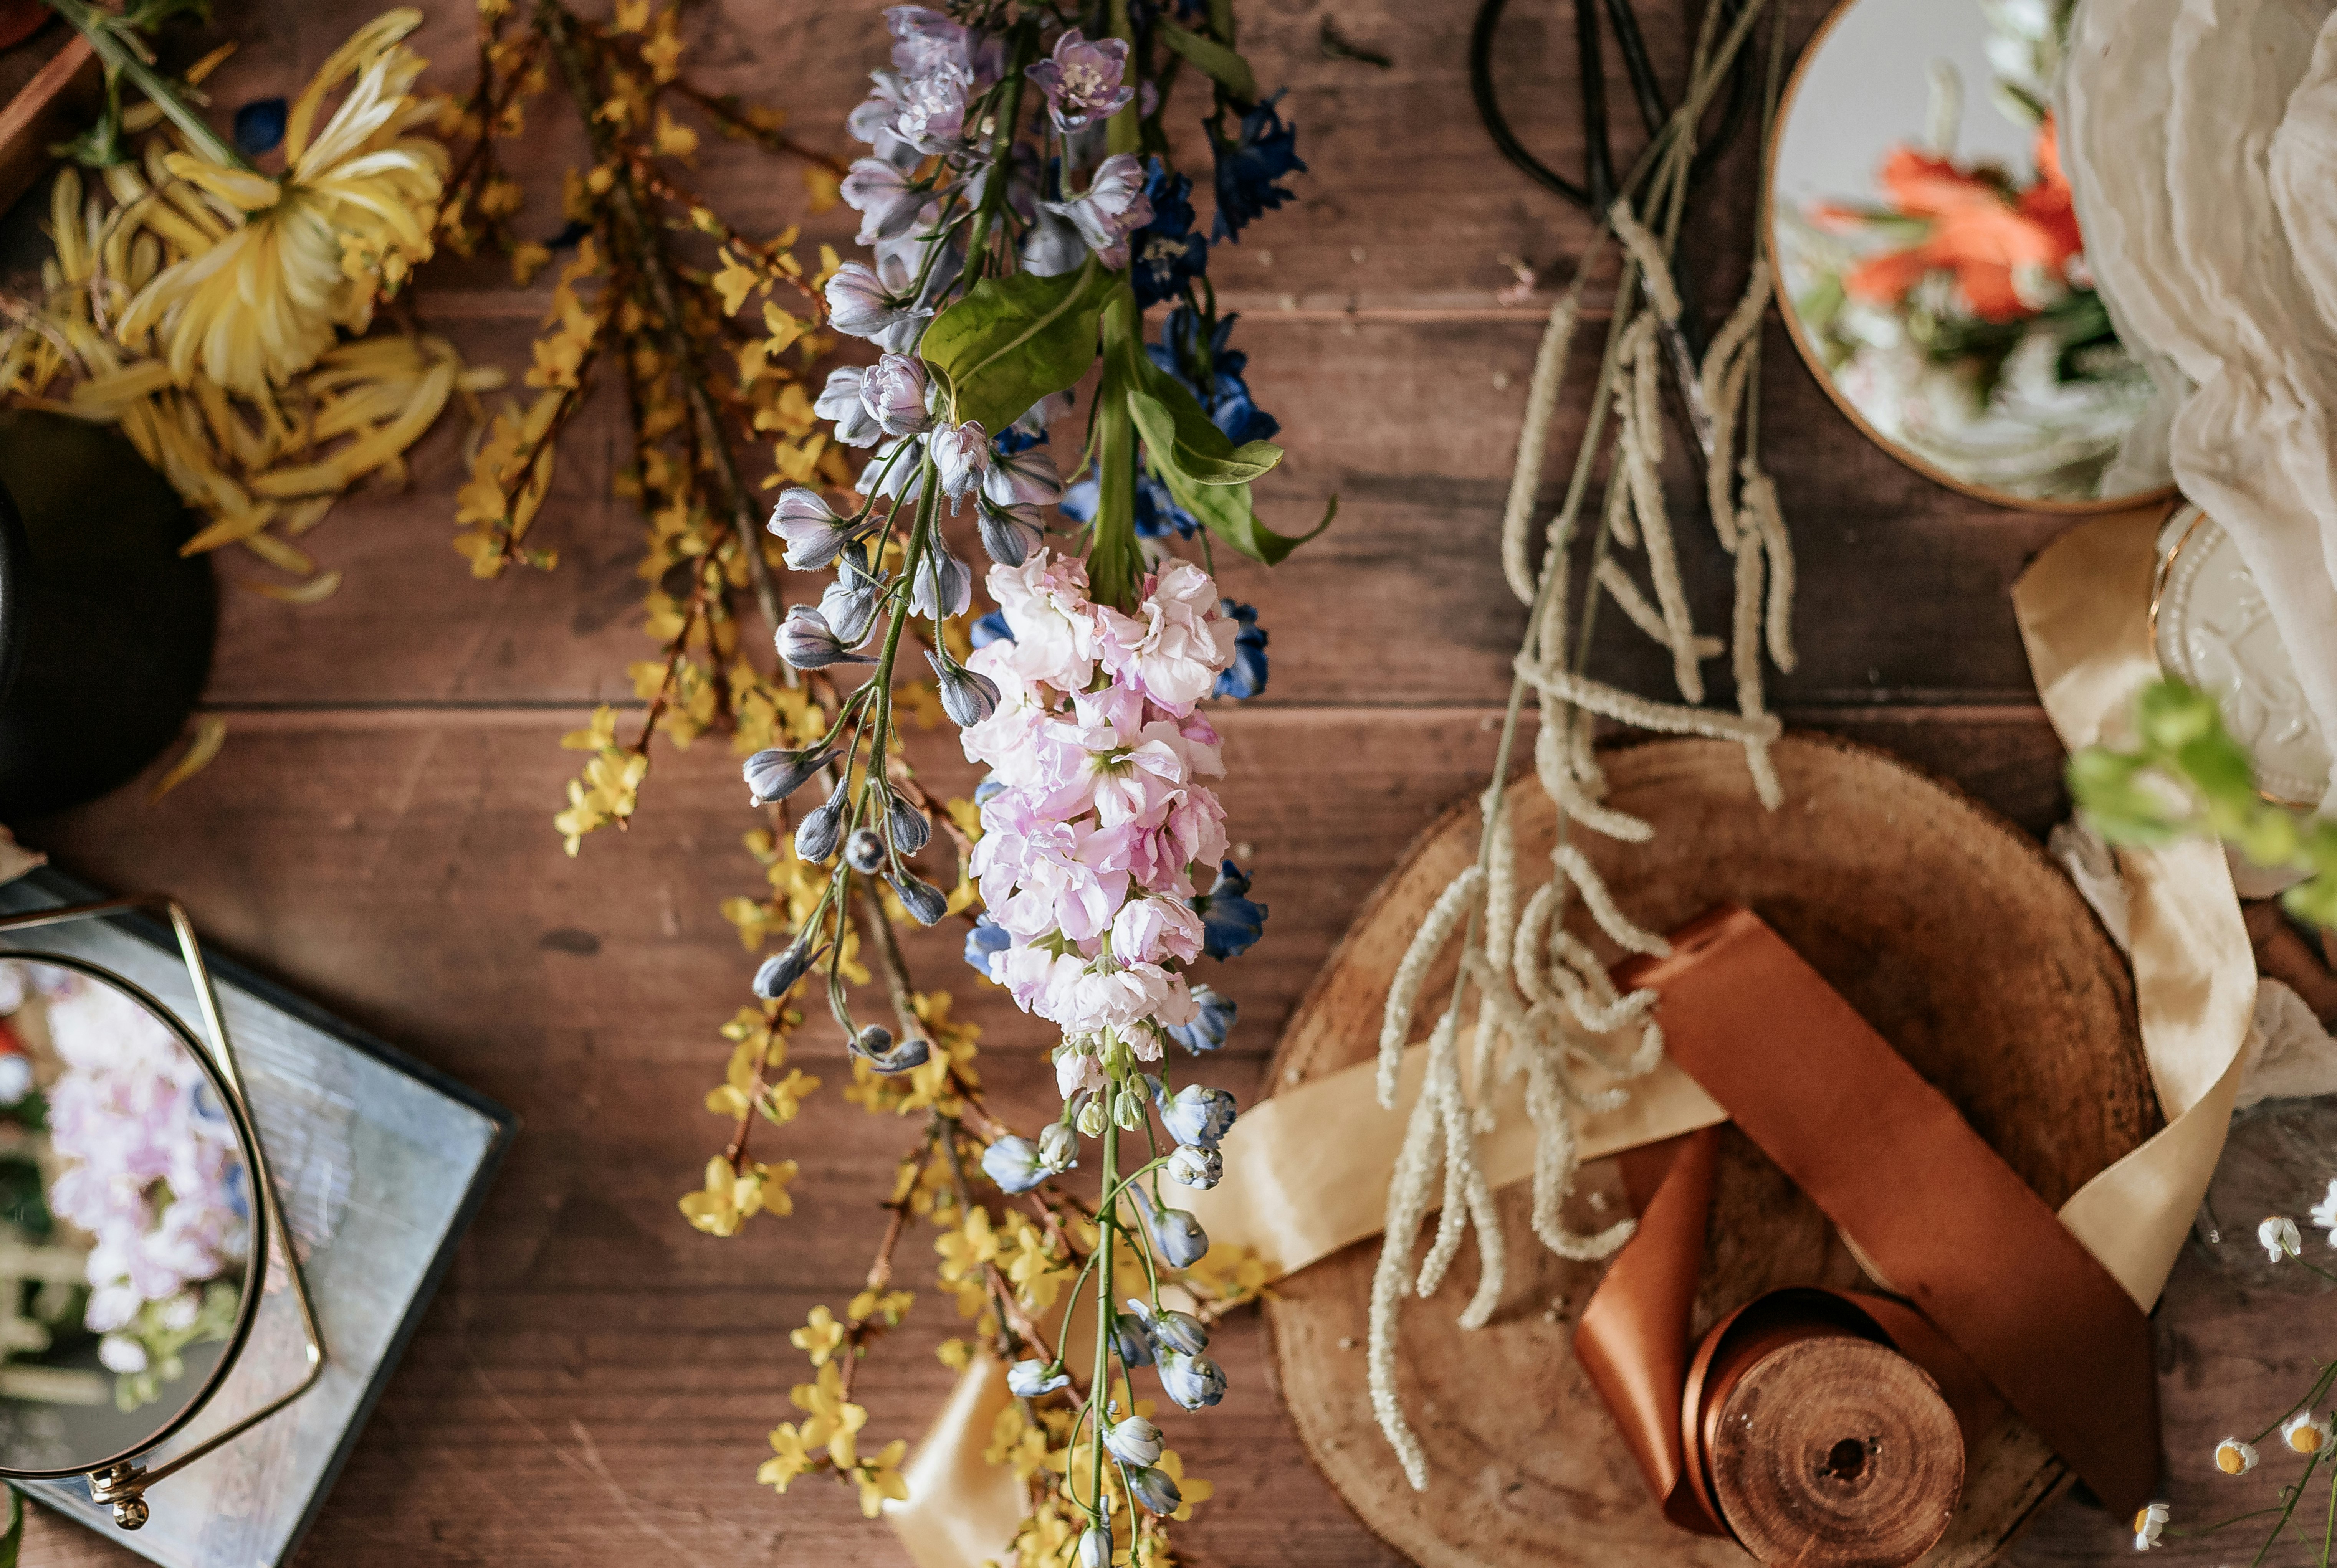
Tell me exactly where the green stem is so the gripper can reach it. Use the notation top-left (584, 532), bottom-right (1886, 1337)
top-left (963, 27), bottom-right (1032, 278)
top-left (45, 0), bottom-right (250, 170)
top-left (2254, 1451), bottom-right (2324, 1568)
top-left (1090, 1117), bottom-right (1120, 1530)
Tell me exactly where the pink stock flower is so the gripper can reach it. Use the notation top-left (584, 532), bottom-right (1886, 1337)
top-left (1095, 560), bottom-right (1235, 713)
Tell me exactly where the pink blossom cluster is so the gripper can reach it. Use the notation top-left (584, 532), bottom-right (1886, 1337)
top-left (959, 553), bottom-right (1237, 1096)
top-left (39, 973), bottom-right (249, 1365)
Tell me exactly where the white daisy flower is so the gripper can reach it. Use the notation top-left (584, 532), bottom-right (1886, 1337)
top-left (2132, 1501), bottom-right (2168, 1550)
top-left (2262, 1216), bottom-right (2304, 1262)
top-left (2215, 1436), bottom-right (2258, 1474)
top-left (2284, 1411), bottom-right (2332, 1454)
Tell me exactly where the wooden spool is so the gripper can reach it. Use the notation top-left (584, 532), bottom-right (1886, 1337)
top-left (1259, 734), bottom-right (2155, 1568)
top-left (1707, 1333), bottom-right (1963, 1567)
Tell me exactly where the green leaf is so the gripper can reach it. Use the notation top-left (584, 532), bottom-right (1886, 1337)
top-left (1125, 379), bottom-right (1282, 485)
top-left (918, 258), bottom-right (1116, 439)
top-left (1154, 18), bottom-right (1258, 103)
top-left (0, 1485), bottom-right (21, 1568)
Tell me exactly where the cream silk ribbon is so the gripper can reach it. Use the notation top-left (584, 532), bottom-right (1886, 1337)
top-left (885, 505), bottom-right (2256, 1564)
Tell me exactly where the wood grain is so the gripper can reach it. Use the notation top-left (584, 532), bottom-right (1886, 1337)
top-left (0, 0), bottom-right (2306, 1565)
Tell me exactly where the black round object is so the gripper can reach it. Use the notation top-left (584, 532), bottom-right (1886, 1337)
top-left (0, 410), bottom-right (215, 817)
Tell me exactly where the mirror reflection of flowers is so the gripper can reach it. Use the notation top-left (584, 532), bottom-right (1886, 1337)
top-left (43, 972), bottom-right (248, 1411)
top-left (1780, 16), bottom-right (2154, 500)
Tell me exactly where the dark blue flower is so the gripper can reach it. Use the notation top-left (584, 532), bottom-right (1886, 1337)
top-left (1148, 305), bottom-right (1280, 446)
top-left (1166, 985), bottom-right (1237, 1052)
top-left (1130, 159), bottom-right (1208, 310)
top-left (1192, 860), bottom-right (1266, 960)
top-left (1213, 600), bottom-right (1267, 699)
top-left (970, 610), bottom-right (1013, 648)
top-left (964, 913), bottom-right (1010, 976)
top-left (233, 97), bottom-right (287, 157)
top-left (1060, 473), bottom-right (1200, 540)
top-left (1210, 92), bottom-right (1305, 242)
top-left (992, 425), bottom-right (1047, 456)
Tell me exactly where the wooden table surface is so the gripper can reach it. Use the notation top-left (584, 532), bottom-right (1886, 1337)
top-left (13, 1), bottom-right (2335, 1564)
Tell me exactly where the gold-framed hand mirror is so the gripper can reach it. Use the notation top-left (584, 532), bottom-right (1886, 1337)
top-left (0, 897), bottom-right (322, 1530)
top-left (1768, 0), bottom-right (2178, 510)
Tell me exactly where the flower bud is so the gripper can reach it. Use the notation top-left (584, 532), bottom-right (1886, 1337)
top-left (743, 746), bottom-right (836, 806)
top-left (981, 1135), bottom-right (1048, 1194)
top-left (983, 446), bottom-right (1065, 509)
top-left (1103, 1414), bottom-right (1163, 1469)
top-left (976, 499), bottom-right (1046, 566)
top-left (1038, 1120), bottom-right (1077, 1172)
top-left (912, 543), bottom-right (973, 620)
top-left (2262, 1215), bottom-right (2304, 1262)
top-left (859, 352), bottom-right (934, 437)
top-left (1165, 1143), bottom-right (1222, 1190)
top-left (752, 937), bottom-right (825, 1000)
top-left (887, 792), bottom-right (932, 854)
top-left (1006, 1358), bottom-right (1070, 1397)
top-left (931, 419), bottom-right (991, 501)
top-left (777, 604), bottom-right (876, 670)
top-left (850, 1024), bottom-right (932, 1075)
top-left (1076, 1097), bottom-right (1108, 1138)
top-left (1105, 1308), bottom-right (1156, 1368)
top-left (1164, 985), bottom-right (1235, 1054)
top-left (1161, 1084), bottom-right (1238, 1150)
top-left (825, 260), bottom-right (907, 339)
top-left (927, 651), bottom-right (1002, 726)
top-left (1111, 1086), bottom-right (1146, 1131)
top-left (890, 871), bottom-right (948, 927)
top-left (1076, 1526), bottom-right (1111, 1568)
top-left (813, 366), bottom-right (882, 447)
top-left (1147, 1205), bottom-right (1209, 1268)
top-left (817, 560), bottom-right (885, 647)
top-left (1126, 1465), bottom-right (1183, 1517)
top-left (1127, 1297), bottom-right (1208, 1358)
top-left (767, 487), bottom-right (855, 570)
top-left (794, 791), bottom-right (847, 862)
top-left (845, 828), bottom-right (886, 874)
top-left (1157, 1349), bottom-right (1226, 1410)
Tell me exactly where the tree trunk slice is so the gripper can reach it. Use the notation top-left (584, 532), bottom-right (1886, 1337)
top-left (1259, 733), bottom-right (2156, 1568)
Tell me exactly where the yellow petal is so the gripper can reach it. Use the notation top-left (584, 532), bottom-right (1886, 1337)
top-left (243, 568), bottom-right (342, 605)
top-left (149, 715), bottom-right (226, 801)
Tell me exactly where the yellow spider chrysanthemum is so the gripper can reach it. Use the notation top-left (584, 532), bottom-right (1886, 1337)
top-left (118, 9), bottom-right (447, 397)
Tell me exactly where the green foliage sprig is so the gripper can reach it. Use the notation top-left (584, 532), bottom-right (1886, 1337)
top-left (2070, 679), bottom-right (2337, 926)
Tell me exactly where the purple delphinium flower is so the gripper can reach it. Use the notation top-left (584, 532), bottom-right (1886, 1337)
top-left (1039, 153), bottom-right (1153, 270)
top-left (767, 487), bottom-right (856, 570)
top-left (813, 367), bottom-right (883, 448)
top-left (931, 419), bottom-right (991, 501)
top-left (1210, 91), bottom-right (1307, 241)
top-left (839, 157), bottom-right (926, 246)
top-left (1025, 30), bottom-right (1135, 132)
top-left (859, 352), bottom-right (935, 437)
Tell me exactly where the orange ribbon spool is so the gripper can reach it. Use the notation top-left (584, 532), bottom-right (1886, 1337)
top-left (1573, 907), bottom-right (2159, 1565)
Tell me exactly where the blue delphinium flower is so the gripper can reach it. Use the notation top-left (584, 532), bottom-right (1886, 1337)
top-left (1130, 159), bottom-right (1209, 309)
top-left (1162, 1084), bottom-right (1237, 1149)
top-left (1128, 1465), bottom-right (1183, 1517)
top-left (1158, 1350), bottom-right (1227, 1410)
top-left (1057, 472), bottom-right (1200, 540)
top-left (1165, 984), bottom-right (1235, 1052)
top-left (1128, 1297), bottom-right (1209, 1357)
top-left (1148, 305), bottom-right (1280, 446)
top-left (1213, 600), bottom-right (1267, 699)
top-left (234, 98), bottom-right (288, 156)
top-left (982, 1135), bottom-right (1048, 1193)
top-left (1104, 1414), bottom-right (1164, 1468)
top-left (1210, 92), bottom-right (1305, 242)
top-left (1110, 1309), bottom-right (1157, 1368)
top-left (1192, 860), bottom-right (1267, 960)
top-left (970, 609), bottom-right (1013, 648)
top-left (1008, 1358), bottom-right (1071, 1397)
top-left (1148, 1205), bottom-right (1209, 1267)
top-left (964, 912), bottom-right (1010, 977)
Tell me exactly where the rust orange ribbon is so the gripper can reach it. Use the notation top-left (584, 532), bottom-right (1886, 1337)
top-left (1573, 905), bottom-right (2161, 1540)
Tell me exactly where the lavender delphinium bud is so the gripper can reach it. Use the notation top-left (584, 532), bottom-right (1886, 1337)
top-left (930, 419), bottom-right (990, 501)
top-left (1103, 1414), bottom-right (1163, 1469)
top-left (1039, 152), bottom-right (1153, 269)
top-left (1147, 1205), bottom-right (1209, 1268)
top-left (926, 651), bottom-right (1001, 726)
top-left (1026, 29), bottom-right (1135, 131)
top-left (860, 352), bottom-right (935, 437)
top-left (814, 366), bottom-right (883, 447)
top-left (1131, 1300), bottom-right (1208, 1357)
top-left (1157, 1350), bottom-right (1227, 1410)
top-left (976, 499), bottom-right (1045, 566)
top-left (844, 828), bottom-right (886, 874)
top-left (795, 790), bottom-right (848, 862)
top-left (886, 791), bottom-right (932, 854)
top-left (1109, 1310), bottom-right (1156, 1368)
top-left (768, 487), bottom-right (856, 570)
top-left (890, 871), bottom-right (948, 927)
top-left (1165, 1143), bottom-right (1222, 1190)
top-left (1037, 1120), bottom-right (1076, 1172)
top-left (983, 446), bottom-right (1065, 509)
top-left (742, 745), bottom-right (836, 806)
top-left (817, 560), bottom-right (885, 647)
top-left (825, 259), bottom-right (909, 339)
top-left (982, 1134), bottom-right (1047, 1194)
top-left (911, 544), bottom-right (972, 620)
top-left (852, 1024), bottom-right (931, 1074)
top-left (1126, 1466), bottom-right (1183, 1517)
top-left (777, 604), bottom-right (876, 670)
top-left (752, 937), bottom-right (825, 1000)
top-left (1007, 1358), bottom-right (1070, 1397)
top-left (1161, 1084), bottom-right (1238, 1150)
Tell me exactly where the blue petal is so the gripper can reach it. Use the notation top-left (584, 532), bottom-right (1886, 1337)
top-left (233, 97), bottom-right (288, 157)
top-left (970, 610), bottom-right (1014, 647)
